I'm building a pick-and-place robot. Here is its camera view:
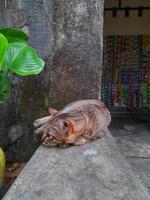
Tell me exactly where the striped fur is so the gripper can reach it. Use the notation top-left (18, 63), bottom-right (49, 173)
top-left (34, 100), bottom-right (111, 147)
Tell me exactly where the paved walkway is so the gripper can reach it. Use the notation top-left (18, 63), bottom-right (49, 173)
top-left (110, 114), bottom-right (150, 193)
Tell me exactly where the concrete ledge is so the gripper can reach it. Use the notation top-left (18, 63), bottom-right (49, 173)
top-left (2, 130), bottom-right (150, 200)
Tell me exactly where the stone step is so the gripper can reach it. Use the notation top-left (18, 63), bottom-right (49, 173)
top-left (2, 130), bottom-right (150, 200)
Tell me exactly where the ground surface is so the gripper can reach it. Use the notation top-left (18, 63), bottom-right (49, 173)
top-left (1, 114), bottom-right (150, 199)
top-left (110, 114), bottom-right (150, 193)
top-left (2, 130), bottom-right (150, 200)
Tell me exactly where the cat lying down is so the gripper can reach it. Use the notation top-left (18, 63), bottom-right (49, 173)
top-left (33, 99), bottom-right (111, 147)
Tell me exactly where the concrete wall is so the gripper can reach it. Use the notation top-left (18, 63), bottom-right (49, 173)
top-left (50, 0), bottom-right (104, 107)
top-left (104, 0), bottom-right (150, 35)
top-left (0, 0), bottom-right (52, 161)
top-left (0, 0), bottom-right (104, 161)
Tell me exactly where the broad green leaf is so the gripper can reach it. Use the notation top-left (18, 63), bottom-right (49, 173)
top-left (0, 33), bottom-right (8, 66)
top-left (0, 71), bottom-right (10, 102)
top-left (3, 42), bottom-right (45, 76)
top-left (0, 28), bottom-right (29, 43)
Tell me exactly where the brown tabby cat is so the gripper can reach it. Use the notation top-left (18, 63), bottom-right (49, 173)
top-left (34, 100), bottom-right (111, 147)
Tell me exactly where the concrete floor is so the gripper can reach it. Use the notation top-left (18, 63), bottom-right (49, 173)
top-left (110, 114), bottom-right (150, 193)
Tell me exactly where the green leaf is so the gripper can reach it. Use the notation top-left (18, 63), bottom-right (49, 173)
top-left (3, 42), bottom-right (45, 76)
top-left (0, 71), bottom-right (10, 102)
top-left (0, 28), bottom-right (29, 43)
top-left (0, 33), bottom-right (8, 66)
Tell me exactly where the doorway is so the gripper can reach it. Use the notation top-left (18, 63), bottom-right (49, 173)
top-left (102, 0), bottom-right (150, 113)
top-left (102, 0), bottom-right (150, 193)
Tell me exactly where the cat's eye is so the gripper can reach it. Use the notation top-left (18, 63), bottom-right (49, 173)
top-left (64, 122), bottom-right (68, 128)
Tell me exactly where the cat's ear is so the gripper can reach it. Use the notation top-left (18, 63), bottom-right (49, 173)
top-left (48, 107), bottom-right (59, 116)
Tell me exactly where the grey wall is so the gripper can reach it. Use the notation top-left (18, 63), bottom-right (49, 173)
top-left (50, 0), bottom-right (104, 107)
top-left (0, 0), bottom-right (104, 161)
top-left (0, 0), bottom-right (52, 161)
